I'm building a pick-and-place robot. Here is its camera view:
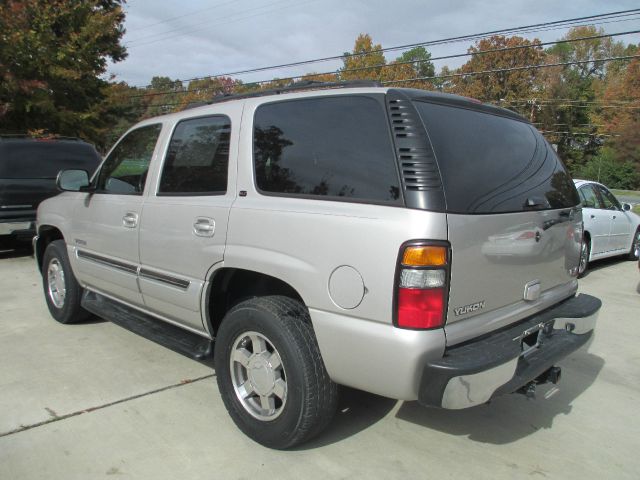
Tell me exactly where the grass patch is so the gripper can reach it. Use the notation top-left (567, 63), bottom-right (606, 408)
top-left (611, 189), bottom-right (640, 198)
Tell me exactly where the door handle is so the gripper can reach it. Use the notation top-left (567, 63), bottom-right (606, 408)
top-left (193, 217), bottom-right (215, 237)
top-left (590, 215), bottom-right (595, 219)
top-left (122, 212), bottom-right (138, 228)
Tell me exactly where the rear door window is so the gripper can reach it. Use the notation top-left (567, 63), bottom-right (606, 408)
top-left (253, 96), bottom-right (401, 204)
top-left (413, 101), bottom-right (579, 213)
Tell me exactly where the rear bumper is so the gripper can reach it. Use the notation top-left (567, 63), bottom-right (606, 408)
top-left (419, 293), bottom-right (600, 409)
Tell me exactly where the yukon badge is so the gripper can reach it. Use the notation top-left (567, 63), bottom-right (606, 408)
top-left (454, 300), bottom-right (486, 316)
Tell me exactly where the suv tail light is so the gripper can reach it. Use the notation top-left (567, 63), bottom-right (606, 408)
top-left (394, 242), bottom-right (450, 330)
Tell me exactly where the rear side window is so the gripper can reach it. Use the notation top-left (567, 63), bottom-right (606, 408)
top-left (414, 102), bottom-right (579, 213)
top-left (253, 96), bottom-right (401, 204)
top-left (0, 141), bottom-right (101, 179)
top-left (159, 115), bottom-right (230, 195)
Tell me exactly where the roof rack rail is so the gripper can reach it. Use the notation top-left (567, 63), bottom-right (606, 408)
top-left (206, 80), bottom-right (382, 105)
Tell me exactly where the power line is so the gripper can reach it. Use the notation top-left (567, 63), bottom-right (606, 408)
top-left (126, 0), bottom-right (238, 35)
top-left (122, 29), bottom-right (640, 101)
top-left (127, 8), bottom-right (640, 88)
top-left (126, 0), bottom-right (318, 49)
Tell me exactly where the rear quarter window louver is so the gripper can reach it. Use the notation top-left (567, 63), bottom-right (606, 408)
top-left (386, 90), bottom-right (446, 211)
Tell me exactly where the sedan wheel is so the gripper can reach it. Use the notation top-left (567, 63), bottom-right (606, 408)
top-left (630, 228), bottom-right (640, 260)
top-left (578, 238), bottom-right (590, 277)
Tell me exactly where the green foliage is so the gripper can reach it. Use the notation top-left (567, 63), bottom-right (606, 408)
top-left (395, 46), bottom-right (435, 78)
top-left (572, 148), bottom-right (640, 189)
top-left (0, 0), bottom-right (126, 145)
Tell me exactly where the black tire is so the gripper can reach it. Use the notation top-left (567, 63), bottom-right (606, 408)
top-left (42, 240), bottom-right (91, 324)
top-left (214, 295), bottom-right (338, 449)
top-left (578, 236), bottom-right (590, 278)
top-left (628, 227), bottom-right (640, 260)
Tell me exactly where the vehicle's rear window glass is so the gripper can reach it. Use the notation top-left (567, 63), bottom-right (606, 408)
top-left (159, 115), bottom-right (230, 195)
top-left (253, 96), bottom-right (401, 204)
top-left (413, 101), bottom-right (580, 213)
top-left (0, 141), bottom-right (101, 179)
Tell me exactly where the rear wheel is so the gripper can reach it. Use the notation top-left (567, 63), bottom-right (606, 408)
top-left (628, 227), bottom-right (640, 260)
top-left (42, 240), bottom-right (91, 324)
top-left (578, 237), bottom-right (590, 277)
top-left (214, 296), bottom-right (338, 449)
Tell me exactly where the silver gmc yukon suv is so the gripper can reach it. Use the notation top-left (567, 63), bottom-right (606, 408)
top-left (34, 82), bottom-right (601, 449)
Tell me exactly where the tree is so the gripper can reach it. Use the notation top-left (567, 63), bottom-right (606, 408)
top-left (340, 34), bottom-right (386, 81)
top-left (175, 76), bottom-right (239, 111)
top-left (451, 35), bottom-right (547, 104)
top-left (0, 0), bottom-right (126, 143)
top-left (573, 147), bottom-right (639, 189)
top-left (395, 46), bottom-right (435, 79)
top-left (542, 27), bottom-right (630, 169)
top-left (140, 76), bottom-right (185, 118)
top-left (593, 56), bottom-right (640, 185)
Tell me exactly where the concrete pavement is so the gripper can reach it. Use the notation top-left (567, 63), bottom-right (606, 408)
top-left (1, 250), bottom-right (639, 479)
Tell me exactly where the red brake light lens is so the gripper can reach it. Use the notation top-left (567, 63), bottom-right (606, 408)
top-left (397, 288), bottom-right (445, 329)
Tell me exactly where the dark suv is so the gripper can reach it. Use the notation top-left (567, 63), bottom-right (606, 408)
top-left (0, 136), bottom-right (101, 247)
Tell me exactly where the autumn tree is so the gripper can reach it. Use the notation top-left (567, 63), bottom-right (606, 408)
top-left (340, 34), bottom-right (386, 81)
top-left (174, 77), bottom-right (238, 111)
top-left (0, 0), bottom-right (127, 143)
top-left (451, 35), bottom-right (547, 105)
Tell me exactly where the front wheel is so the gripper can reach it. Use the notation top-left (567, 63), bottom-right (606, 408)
top-left (214, 296), bottom-right (338, 449)
top-left (628, 227), bottom-right (640, 260)
top-left (42, 240), bottom-right (91, 324)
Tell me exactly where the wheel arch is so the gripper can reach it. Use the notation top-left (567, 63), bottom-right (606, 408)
top-left (35, 225), bottom-right (65, 272)
top-left (205, 267), bottom-right (306, 337)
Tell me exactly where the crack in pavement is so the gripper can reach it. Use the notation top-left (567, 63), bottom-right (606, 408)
top-left (0, 374), bottom-right (215, 438)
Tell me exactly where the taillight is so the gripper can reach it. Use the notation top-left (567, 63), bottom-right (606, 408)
top-left (394, 242), bottom-right (450, 330)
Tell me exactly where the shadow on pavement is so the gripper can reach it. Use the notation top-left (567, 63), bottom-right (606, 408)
top-left (581, 255), bottom-right (634, 278)
top-left (295, 387), bottom-right (398, 450)
top-left (395, 350), bottom-right (604, 445)
top-left (0, 246), bottom-right (33, 260)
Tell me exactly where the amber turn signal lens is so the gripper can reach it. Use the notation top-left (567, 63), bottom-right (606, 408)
top-left (402, 246), bottom-right (447, 266)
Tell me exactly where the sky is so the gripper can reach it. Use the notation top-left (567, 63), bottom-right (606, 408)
top-left (107, 0), bottom-right (640, 88)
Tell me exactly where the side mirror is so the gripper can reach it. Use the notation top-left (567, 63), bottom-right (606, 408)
top-left (56, 169), bottom-right (91, 192)
top-left (622, 202), bottom-right (632, 212)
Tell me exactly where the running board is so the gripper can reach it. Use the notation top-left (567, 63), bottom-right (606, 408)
top-left (81, 290), bottom-right (213, 365)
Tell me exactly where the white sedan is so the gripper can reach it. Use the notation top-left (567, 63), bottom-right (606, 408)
top-left (574, 179), bottom-right (640, 275)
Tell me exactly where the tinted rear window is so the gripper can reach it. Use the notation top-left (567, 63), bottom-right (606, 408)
top-left (414, 101), bottom-right (579, 213)
top-left (0, 141), bottom-right (101, 179)
top-left (253, 96), bottom-right (401, 204)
